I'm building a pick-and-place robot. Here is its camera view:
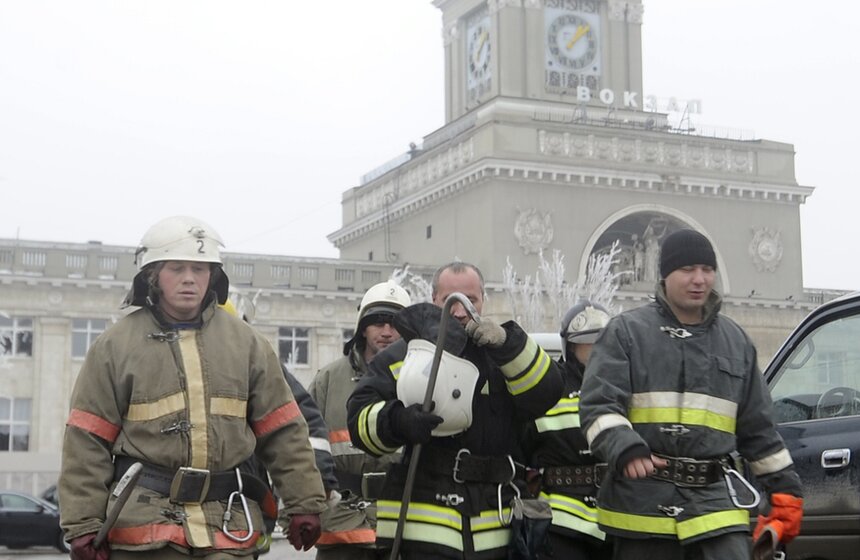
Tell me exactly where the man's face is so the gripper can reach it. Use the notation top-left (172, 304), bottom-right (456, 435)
top-left (362, 314), bottom-right (400, 361)
top-left (663, 264), bottom-right (715, 324)
top-left (432, 267), bottom-right (484, 326)
top-left (156, 260), bottom-right (211, 321)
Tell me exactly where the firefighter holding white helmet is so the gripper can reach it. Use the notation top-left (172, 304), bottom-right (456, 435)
top-left (522, 300), bottom-right (613, 559)
top-left (347, 261), bottom-right (564, 560)
top-left (308, 281), bottom-right (411, 560)
top-left (59, 216), bottom-right (326, 559)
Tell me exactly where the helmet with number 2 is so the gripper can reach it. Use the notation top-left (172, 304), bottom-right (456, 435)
top-left (123, 215), bottom-right (229, 308)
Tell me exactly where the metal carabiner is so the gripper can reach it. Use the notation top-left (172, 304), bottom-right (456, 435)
top-left (222, 468), bottom-right (255, 542)
top-left (497, 455), bottom-right (519, 527)
top-left (723, 466), bottom-right (761, 509)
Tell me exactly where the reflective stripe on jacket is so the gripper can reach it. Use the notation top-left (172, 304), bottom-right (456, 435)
top-left (579, 287), bottom-right (801, 542)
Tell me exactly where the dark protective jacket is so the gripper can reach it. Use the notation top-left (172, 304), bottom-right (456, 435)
top-left (347, 303), bottom-right (564, 559)
top-left (284, 367), bottom-right (338, 493)
top-left (59, 299), bottom-right (326, 554)
top-left (523, 357), bottom-right (605, 546)
top-left (579, 287), bottom-right (802, 544)
top-left (309, 349), bottom-right (399, 549)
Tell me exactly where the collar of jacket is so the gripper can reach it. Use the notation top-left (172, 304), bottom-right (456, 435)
top-left (145, 294), bottom-right (218, 331)
top-left (347, 344), bottom-right (369, 376)
top-left (654, 283), bottom-right (722, 328)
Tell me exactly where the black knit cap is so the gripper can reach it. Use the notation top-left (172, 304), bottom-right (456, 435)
top-left (659, 229), bottom-right (717, 278)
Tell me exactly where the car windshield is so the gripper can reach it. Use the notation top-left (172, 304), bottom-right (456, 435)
top-left (770, 313), bottom-right (860, 423)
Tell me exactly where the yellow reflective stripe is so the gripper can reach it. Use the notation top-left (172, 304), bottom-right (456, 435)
top-left (472, 527), bottom-right (511, 552)
top-left (598, 507), bottom-right (749, 539)
top-left (389, 360), bottom-right (403, 380)
top-left (357, 401), bottom-right (397, 456)
top-left (585, 413), bottom-right (632, 446)
top-left (377, 500), bottom-right (462, 530)
top-left (376, 518), bottom-right (464, 551)
top-left (628, 407), bottom-right (736, 433)
top-left (210, 396), bottom-right (246, 418)
top-left (547, 397), bottom-right (579, 415)
top-left (506, 348), bottom-right (551, 396)
top-left (535, 412), bottom-right (580, 433)
top-left (676, 509), bottom-right (749, 540)
top-left (501, 336), bottom-right (540, 376)
top-left (178, 332), bottom-right (208, 469)
top-left (629, 392), bottom-right (737, 432)
top-left (749, 448), bottom-right (793, 476)
top-left (541, 493), bottom-right (604, 540)
top-left (184, 503), bottom-right (213, 547)
top-left (470, 508), bottom-right (511, 532)
top-left (126, 392), bottom-right (185, 421)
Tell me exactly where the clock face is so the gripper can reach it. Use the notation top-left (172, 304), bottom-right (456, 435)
top-left (547, 13), bottom-right (598, 70)
top-left (544, 4), bottom-right (601, 93)
top-left (466, 14), bottom-right (491, 92)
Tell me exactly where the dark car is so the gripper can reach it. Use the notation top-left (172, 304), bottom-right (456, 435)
top-left (763, 292), bottom-right (860, 560)
top-left (0, 491), bottom-right (69, 552)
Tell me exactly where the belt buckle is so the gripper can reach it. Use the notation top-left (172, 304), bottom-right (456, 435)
top-left (169, 466), bottom-right (211, 504)
top-left (453, 448), bottom-right (470, 483)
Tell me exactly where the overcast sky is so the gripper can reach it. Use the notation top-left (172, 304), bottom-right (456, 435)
top-left (1, 1), bottom-right (856, 291)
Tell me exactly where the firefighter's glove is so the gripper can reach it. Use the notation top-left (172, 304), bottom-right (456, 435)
top-left (465, 319), bottom-right (506, 348)
top-left (287, 513), bottom-right (321, 551)
top-left (753, 493), bottom-right (803, 544)
top-left (392, 402), bottom-right (443, 444)
top-left (70, 533), bottom-right (110, 560)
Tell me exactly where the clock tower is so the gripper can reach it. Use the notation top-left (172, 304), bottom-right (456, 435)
top-left (330, 1), bottom-right (814, 360)
top-left (436, 0), bottom-right (644, 122)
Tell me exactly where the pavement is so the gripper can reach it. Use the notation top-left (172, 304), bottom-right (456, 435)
top-left (0, 539), bottom-right (317, 559)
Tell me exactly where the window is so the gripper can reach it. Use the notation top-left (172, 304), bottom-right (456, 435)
top-left (278, 327), bottom-right (310, 366)
top-left (362, 270), bottom-right (381, 284)
top-left (0, 317), bottom-right (33, 357)
top-left (271, 265), bottom-right (290, 287)
top-left (298, 267), bottom-right (318, 288)
top-left (72, 319), bottom-right (107, 358)
top-left (233, 262), bottom-right (254, 279)
top-left (426, 225), bottom-right (432, 239)
top-left (0, 397), bottom-right (31, 451)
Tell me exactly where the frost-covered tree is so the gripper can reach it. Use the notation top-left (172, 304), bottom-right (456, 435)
top-left (391, 265), bottom-right (432, 304)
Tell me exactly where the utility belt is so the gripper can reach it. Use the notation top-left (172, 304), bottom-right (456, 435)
top-left (542, 463), bottom-right (607, 489)
top-left (113, 455), bottom-right (278, 520)
top-left (422, 447), bottom-right (523, 484)
top-left (649, 455), bottom-right (729, 488)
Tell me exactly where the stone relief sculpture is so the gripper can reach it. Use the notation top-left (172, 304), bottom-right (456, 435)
top-left (642, 218), bottom-right (669, 282)
top-left (749, 227), bottom-right (783, 272)
top-left (514, 208), bottom-right (553, 255)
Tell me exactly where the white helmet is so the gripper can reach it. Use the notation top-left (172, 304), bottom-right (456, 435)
top-left (345, 281), bottom-right (411, 356)
top-left (560, 301), bottom-right (610, 359)
top-left (134, 215), bottom-right (224, 269)
top-left (123, 216), bottom-right (228, 308)
top-left (396, 338), bottom-right (479, 437)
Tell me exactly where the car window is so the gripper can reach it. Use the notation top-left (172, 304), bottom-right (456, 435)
top-left (770, 313), bottom-right (860, 423)
top-left (0, 493), bottom-right (41, 511)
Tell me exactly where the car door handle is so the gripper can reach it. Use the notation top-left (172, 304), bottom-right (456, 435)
top-left (821, 448), bottom-right (851, 469)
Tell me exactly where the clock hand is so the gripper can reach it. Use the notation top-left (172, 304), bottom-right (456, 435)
top-left (473, 30), bottom-right (488, 64)
top-left (566, 24), bottom-right (590, 50)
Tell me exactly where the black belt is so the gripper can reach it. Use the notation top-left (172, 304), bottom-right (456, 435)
top-left (649, 455), bottom-right (728, 487)
top-left (113, 456), bottom-right (277, 518)
top-left (422, 448), bottom-right (522, 484)
top-left (542, 463), bottom-right (607, 489)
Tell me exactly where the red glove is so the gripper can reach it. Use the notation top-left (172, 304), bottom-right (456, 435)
top-left (70, 533), bottom-right (110, 560)
top-left (753, 493), bottom-right (803, 544)
top-left (287, 513), bottom-right (322, 551)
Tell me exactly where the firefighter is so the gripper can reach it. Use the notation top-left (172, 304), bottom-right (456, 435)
top-left (579, 229), bottom-right (803, 559)
top-left (347, 261), bottom-right (564, 559)
top-left (308, 281), bottom-right (411, 560)
top-left (59, 216), bottom-right (326, 559)
top-left (523, 300), bottom-right (613, 559)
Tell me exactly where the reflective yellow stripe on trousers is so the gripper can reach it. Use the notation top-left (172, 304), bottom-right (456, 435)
top-left (540, 492), bottom-right (605, 540)
top-left (376, 500), bottom-right (464, 551)
top-left (598, 507), bottom-right (749, 540)
top-left (470, 508), bottom-right (512, 553)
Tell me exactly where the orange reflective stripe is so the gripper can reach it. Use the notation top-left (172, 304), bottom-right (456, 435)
top-left (329, 429), bottom-right (351, 443)
top-left (110, 524), bottom-right (259, 550)
top-left (67, 409), bottom-right (120, 443)
top-left (317, 528), bottom-right (377, 545)
top-left (252, 401), bottom-right (300, 437)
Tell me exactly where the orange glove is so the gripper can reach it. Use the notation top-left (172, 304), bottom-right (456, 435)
top-left (753, 493), bottom-right (803, 543)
